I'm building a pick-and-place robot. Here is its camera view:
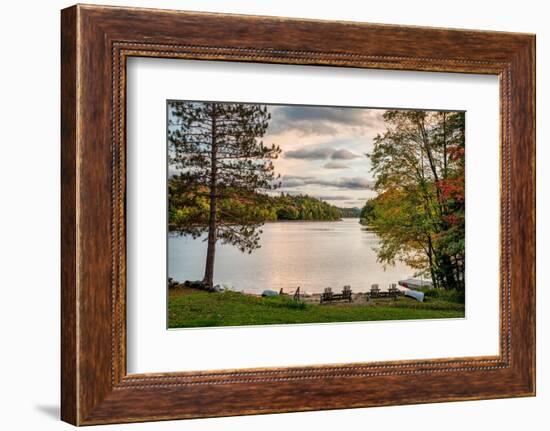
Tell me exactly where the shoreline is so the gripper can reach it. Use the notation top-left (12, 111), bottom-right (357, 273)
top-left (169, 282), bottom-right (409, 305)
top-left (169, 218), bottom-right (362, 233)
top-left (263, 219), bottom-right (342, 223)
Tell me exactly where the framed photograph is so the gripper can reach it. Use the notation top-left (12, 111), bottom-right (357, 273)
top-left (61, 4), bottom-right (535, 425)
top-left (165, 100), bottom-right (466, 329)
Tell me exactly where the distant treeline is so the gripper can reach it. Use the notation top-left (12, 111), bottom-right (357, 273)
top-left (169, 181), bottom-right (358, 233)
top-left (267, 193), bottom-right (360, 221)
top-left (339, 207), bottom-right (362, 218)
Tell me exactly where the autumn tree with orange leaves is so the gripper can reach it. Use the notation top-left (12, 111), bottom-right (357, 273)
top-left (364, 110), bottom-right (465, 292)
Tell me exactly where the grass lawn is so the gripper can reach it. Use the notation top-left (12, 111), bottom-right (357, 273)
top-left (168, 288), bottom-right (465, 328)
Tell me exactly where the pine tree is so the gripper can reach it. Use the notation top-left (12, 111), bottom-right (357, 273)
top-left (168, 101), bottom-right (281, 286)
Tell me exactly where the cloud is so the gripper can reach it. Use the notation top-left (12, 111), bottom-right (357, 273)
top-left (284, 147), bottom-right (333, 160)
top-left (331, 149), bottom-right (361, 160)
top-left (332, 177), bottom-right (374, 190)
top-left (281, 175), bottom-right (373, 190)
top-left (268, 106), bottom-right (385, 136)
top-left (279, 176), bottom-right (309, 188)
top-left (323, 161), bottom-right (350, 169)
top-left (284, 145), bottom-right (364, 161)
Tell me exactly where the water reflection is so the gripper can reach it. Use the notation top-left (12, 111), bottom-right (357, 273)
top-left (168, 218), bottom-right (415, 293)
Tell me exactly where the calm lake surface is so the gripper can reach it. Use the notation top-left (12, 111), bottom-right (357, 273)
top-left (168, 218), bottom-right (415, 294)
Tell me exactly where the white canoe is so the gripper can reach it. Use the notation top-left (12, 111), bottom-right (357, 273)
top-left (398, 278), bottom-right (432, 290)
top-left (404, 289), bottom-right (425, 302)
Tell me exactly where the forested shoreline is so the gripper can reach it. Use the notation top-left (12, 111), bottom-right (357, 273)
top-left (169, 182), bottom-right (359, 231)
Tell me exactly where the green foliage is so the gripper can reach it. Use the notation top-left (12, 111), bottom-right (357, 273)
top-left (390, 296), bottom-right (464, 311)
top-left (339, 207), bottom-right (362, 218)
top-left (421, 287), bottom-right (465, 304)
top-left (271, 193), bottom-right (343, 221)
top-left (168, 187), bottom-right (356, 230)
top-left (365, 110), bottom-right (465, 291)
top-left (359, 199), bottom-right (376, 226)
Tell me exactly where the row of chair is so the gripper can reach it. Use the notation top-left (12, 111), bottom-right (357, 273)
top-left (367, 283), bottom-right (401, 300)
top-left (320, 285), bottom-right (352, 303)
top-left (319, 284), bottom-right (402, 304)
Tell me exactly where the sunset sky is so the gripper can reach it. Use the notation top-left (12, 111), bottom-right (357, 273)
top-left (264, 104), bottom-right (386, 208)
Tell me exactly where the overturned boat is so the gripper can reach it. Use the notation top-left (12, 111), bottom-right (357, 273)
top-left (398, 279), bottom-right (433, 290)
top-left (403, 289), bottom-right (424, 302)
top-left (397, 278), bottom-right (431, 302)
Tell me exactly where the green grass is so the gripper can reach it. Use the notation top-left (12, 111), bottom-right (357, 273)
top-left (168, 289), bottom-right (465, 328)
top-left (420, 287), bottom-right (465, 304)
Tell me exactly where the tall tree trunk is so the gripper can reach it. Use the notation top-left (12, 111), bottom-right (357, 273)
top-left (203, 104), bottom-right (218, 286)
top-left (437, 253), bottom-right (457, 290)
top-left (425, 234), bottom-right (439, 289)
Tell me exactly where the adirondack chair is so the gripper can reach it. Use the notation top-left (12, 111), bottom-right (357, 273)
top-left (388, 283), bottom-right (400, 299)
top-left (368, 284), bottom-right (381, 299)
top-left (342, 285), bottom-right (353, 302)
top-left (321, 286), bottom-right (353, 303)
top-left (320, 287), bottom-right (333, 303)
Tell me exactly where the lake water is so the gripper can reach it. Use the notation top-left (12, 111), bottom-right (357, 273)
top-left (168, 218), bottom-right (416, 294)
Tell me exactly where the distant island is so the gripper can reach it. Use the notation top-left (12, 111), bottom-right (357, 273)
top-left (338, 206), bottom-right (362, 218)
